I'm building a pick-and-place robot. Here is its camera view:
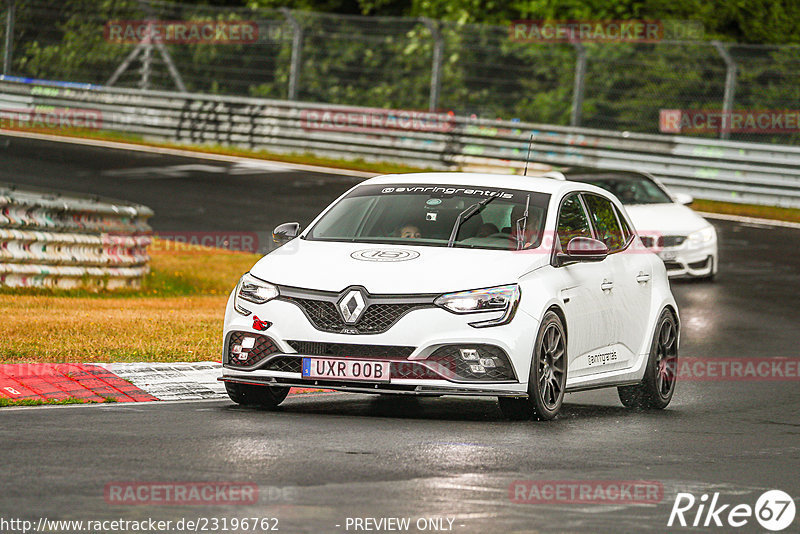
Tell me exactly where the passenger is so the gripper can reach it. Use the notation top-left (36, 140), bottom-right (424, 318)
top-left (397, 224), bottom-right (422, 239)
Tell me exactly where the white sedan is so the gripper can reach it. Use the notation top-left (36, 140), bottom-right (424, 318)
top-left (220, 173), bottom-right (680, 420)
top-left (563, 169), bottom-right (718, 280)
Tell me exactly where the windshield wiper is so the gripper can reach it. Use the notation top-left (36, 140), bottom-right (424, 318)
top-left (447, 195), bottom-right (500, 247)
top-left (514, 194), bottom-right (531, 250)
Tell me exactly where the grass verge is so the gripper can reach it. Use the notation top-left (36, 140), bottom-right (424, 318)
top-left (0, 239), bottom-right (260, 363)
top-left (691, 198), bottom-right (800, 223)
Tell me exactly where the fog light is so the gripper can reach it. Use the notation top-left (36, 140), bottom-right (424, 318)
top-left (460, 348), bottom-right (479, 361)
top-left (242, 337), bottom-right (256, 349)
top-left (232, 344), bottom-right (243, 354)
top-left (469, 364), bottom-right (486, 374)
top-left (480, 358), bottom-right (496, 368)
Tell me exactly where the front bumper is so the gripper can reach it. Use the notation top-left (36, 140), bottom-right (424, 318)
top-left (218, 375), bottom-right (528, 398)
top-left (642, 236), bottom-right (718, 279)
top-left (221, 294), bottom-right (535, 397)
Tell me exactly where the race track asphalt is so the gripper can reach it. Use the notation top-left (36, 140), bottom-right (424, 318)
top-left (1, 134), bottom-right (798, 533)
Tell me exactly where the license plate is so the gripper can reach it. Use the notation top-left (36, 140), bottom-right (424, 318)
top-left (301, 358), bottom-right (391, 383)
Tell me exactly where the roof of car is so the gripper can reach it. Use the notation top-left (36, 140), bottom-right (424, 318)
top-left (560, 167), bottom-right (653, 181)
top-left (363, 172), bottom-right (590, 196)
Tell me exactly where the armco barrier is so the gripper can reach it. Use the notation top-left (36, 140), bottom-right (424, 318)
top-left (0, 183), bottom-right (153, 289)
top-left (2, 78), bottom-right (800, 208)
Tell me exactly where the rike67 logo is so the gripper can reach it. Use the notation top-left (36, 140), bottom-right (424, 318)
top-left (668, 490), bottom-right (796, 531)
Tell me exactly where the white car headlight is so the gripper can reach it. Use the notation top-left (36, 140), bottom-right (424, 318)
top-left (435, 284), bottom-right (521, 328)
top-left (688, 226), bottom-right (716, 247)
top-left (233, 273), bottom-right (279, 316)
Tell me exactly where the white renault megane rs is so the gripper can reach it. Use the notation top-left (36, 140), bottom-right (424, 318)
top-left (220, 173), bottom-right (680, 420)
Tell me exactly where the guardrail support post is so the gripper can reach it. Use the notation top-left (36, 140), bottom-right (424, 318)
top-left (282, 8), bottom-right (303, 101)
top-left (3, 0), bottom-right (14, 76)
top-left (712, 40), bottom-right (737, 140)
top-left (421, 18), bottom-right (443, 112)
top-left (570, 43), bottom-right (586, 127)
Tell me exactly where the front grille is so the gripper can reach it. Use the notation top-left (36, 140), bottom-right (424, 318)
top-left (251, 351), bottom-right (504, 381)
top-left (427, 345), bottom-right (516, 382)
top-left (664, 261), bottom-right (683, 271)
top-left (661, 235), bottom-right (687, 248)
top-left (264, 356), bottom-right (301, 373)
top-left (641, 235), bottom-right (686, 248)
top-left (640, 236), bottom-right (656, 248)
top-left (391, 361), bottom-right (441, 380)
top-left (226, 331), bottom-right (279, 368)
top-left (283, 298), bottom-right (342, 331)
top-left (282, 296), bottom-right (430, 334)
top-left (286, 341), bottom-right (415, 359)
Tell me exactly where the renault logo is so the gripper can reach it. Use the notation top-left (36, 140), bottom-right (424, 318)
top-left (338, 290), bottom-right (367, 324)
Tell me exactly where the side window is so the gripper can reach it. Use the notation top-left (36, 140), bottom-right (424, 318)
top-left (556, 194), bottom-right (592, 250)
top-left (584, 194), bottom-right (625, 251)
top-left (614, 204), bottom-right (633, 242)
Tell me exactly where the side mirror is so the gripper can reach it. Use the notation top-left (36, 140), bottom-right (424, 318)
top-left (673, 192), bottom-right (694, 205)
top-left (557, 237), bottom-right (609, 266)
top-left (273, 222), bottom-right (301, 246)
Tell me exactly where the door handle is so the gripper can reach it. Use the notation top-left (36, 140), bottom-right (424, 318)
top-left (636, 272), bottom-right (651, 284)
top-left (601, 280), bottom-right (614, 291)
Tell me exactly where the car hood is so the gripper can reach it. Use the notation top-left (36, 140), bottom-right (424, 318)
top-left (624, 203), bottom-right (711, 236)
top-left (250, 239), bottom-right (549, 294)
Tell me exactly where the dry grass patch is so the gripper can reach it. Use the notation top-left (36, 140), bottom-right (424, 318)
top-left (0, 295), bottom-right (226, 362)
top-left (0, 239), bottom-right (262, 362)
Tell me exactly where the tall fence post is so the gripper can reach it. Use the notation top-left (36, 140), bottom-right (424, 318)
top-left (712, 40), bottom-right (737, 140)
top-left (139, 33), bottom-right (152, 90)
top-left (3, 0), bottom-right (14, 76)
top-left (282, 8), bottom-right (303, 101)
top-left (421, 18), bottom-right (443, 112)
top-left (570, 43), bottom-right (586, 127)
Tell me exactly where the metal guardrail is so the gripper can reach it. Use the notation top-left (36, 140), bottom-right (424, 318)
top-left (0, 182), bottom-right (153, 289)
top-left (1, 78), bottom-right (800, 208)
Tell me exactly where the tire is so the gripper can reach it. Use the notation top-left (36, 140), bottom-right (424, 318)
top-left (225, 382), bottom-right (290, 409)
top-left (618, 309), bottom-right (678, 409)
top-left (498, 311), bottom-right (567, 421)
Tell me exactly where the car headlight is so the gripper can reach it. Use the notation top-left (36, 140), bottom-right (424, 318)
top-left (233, 273), bottom-right (279, 316)
top-left (688, 226), bottom-right (716, 247)
top-left (434, 284), bottom-right (521, 328)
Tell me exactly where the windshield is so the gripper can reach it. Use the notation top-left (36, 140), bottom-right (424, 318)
top-left (307, 184), bottom-right (550, 250)
top-left (571, 173), bottom-right (673, 205)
